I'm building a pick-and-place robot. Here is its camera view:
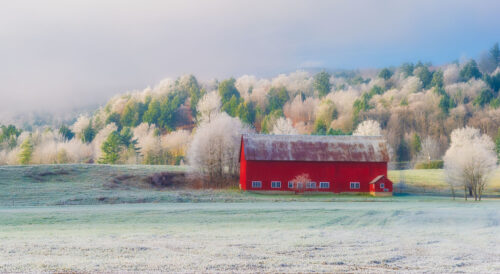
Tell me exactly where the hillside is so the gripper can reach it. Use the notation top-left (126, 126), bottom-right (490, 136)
top-left (1, 44), bottom-right (500, 168)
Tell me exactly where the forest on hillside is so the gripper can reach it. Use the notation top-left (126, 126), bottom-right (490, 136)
top-left (1, 43), bottom-right (500, 168)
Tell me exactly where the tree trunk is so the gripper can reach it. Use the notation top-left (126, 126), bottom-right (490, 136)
top-left (464, 185), bottom-right (467, 200)
top-left (473, 180), bottom-right (478, 201)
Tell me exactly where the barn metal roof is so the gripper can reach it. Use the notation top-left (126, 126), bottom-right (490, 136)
top-left (241, 134), bottom-right (390, 162)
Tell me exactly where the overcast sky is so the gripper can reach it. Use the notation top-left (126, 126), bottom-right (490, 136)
top-left (1, 0), bottom-right (499, 115)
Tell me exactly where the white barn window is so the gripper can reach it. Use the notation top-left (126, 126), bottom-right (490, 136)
top-left (271, 181), bottom-right (281, 188)
top-left (350, 182), bottom-right (360, 189)
top-left (306, 182), bottom-right (316, 189)
top-left (252, 181), bottom-right (262, 188)
top-left (319, 182), bottom-right (330, 189)
top-left (380, 183), bottom-right (385, 189)
top-left (288, 181), bottom-right (294, 188)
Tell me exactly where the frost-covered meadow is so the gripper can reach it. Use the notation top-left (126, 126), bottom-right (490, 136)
top-left (1, 165), bottom-right (499, 272)
top-left (1, 201), bottom-right (499, 272)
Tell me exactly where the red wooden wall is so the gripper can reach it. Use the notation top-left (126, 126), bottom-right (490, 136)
top-left (240, 140), bottom-right (390, 193)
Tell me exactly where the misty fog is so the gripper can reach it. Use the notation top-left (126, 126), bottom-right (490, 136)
top-left (1, 0), bottom-right (499, 122)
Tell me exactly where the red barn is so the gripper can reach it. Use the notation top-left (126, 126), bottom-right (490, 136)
top-left (239, 134), bottom-right (393, 196)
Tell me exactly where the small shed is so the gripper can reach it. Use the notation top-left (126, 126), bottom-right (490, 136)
top-left (239, 134), bottom-right (393, 196)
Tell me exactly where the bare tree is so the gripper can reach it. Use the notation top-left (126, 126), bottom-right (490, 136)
top-left (443, 127), bottom-right (497, 200)
top-left (416, 136), bottom-right (441, 162)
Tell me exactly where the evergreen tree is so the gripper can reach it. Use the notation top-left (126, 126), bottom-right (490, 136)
top-left (313, 119), bottom-right (327, 135)
top-left (378, 68), bottom-right (393, 80)
top-left (473, 89), bottom-right (495, 107)
top-left (157, 91), bottom-right (187, 131)
top-left (106, 113), bottom-right (121, 129)
top-left (410, 133), bottom-right (422, 158)
top-left (222, 95), bottom-right (241, 117)
top-left (314, 71), bottom-right (331, 97)
top-left (400, 62), bottom-right (414, 78)
top-left (143, 99), bottom-right (161, 125)
top-left (119, 127), bottom-right (138, 148)
top-left (120, 101), bottom-right (140, 127)
top-left (0, 124), bottom-right (22, 149)
top-left (396, 138), bottom-right (411, 162)
top-left (483, 72), bottom-right (500, 93)
top-left (18, 137), bottom-right (33, 165)
top-left (218, 78), bottom-right (239, 103)
top-left (184, 75), bottom-right (202, 116)
top-left (490, 42), bottom-right (500, 68)
top-left (81, 122), bottom-right (96, 143)
top-left (415, 65), bottom-right (433, 89)
top-left (266, 86), bottom-right (289, 113)
top-left (99, 132), bottom-right (121, 164)
top-left (59, 125), bottom-right (74, 141)
top-left (460, 60), bottom-right (482, 81)
top-left (431, 70), bottom-right (444, 88)
top-left (236, 101), bottom-right (256, 125)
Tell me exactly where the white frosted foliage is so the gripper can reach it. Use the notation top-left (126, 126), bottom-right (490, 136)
top-left (353, 120), bottom-right (382, 136)
top-left (443, 127), bottom-right (497, 200)
top-left (197, 91), bottom-right (221, 123)
top-left (187, 113), bottom-right (250, 186)
top-left (271, 117), bottom-right (298, 135)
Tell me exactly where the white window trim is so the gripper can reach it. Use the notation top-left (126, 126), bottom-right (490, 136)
top-left (350, 182), bottom-right (360, 189)
top-left (306, 181), bottom-right (316, 189)
top-left (271, 181), bottom-right (281, 189)
top-left (380, 183), bottom-right (385, 189)
top-left (252, 181), bottom-right (262, 188)
top-left (288, 181), bottom-right (294, 188)
top-left (319, 182), bottom-right (330, 189)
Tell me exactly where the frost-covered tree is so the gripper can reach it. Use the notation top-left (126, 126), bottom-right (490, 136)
top-left (72, 115), bottom-right (96, 143)
top-left (353, 120), bottom-right (382, 136)
top-left (271, 117), bottom-right (298, 135)
top-left (416, 136), bottom-right (441, 162)
top-left (443, 127), bottom-right (497, 200)
top-left (197, 91), bottom-right (221, 123)
top-left (161, 129), bottom-right (191, 165)
top-left (187, 113), bottom-right (250, 187)
top-left (133, 123), bottom-right (163, 164)
top-left (289, 173), bottom-right (312, 192)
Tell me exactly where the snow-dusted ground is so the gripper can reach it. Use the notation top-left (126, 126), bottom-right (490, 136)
top-left (1, 201), bottom-right (499, 272)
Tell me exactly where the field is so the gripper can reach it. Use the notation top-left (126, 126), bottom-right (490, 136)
top-left (388, 168), bottom-right (500, 196)
top-left (1, 165), bottom-right (500, 272)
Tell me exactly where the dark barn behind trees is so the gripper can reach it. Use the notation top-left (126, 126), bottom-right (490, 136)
top-left (239, 134), bottom-right (393, 196)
